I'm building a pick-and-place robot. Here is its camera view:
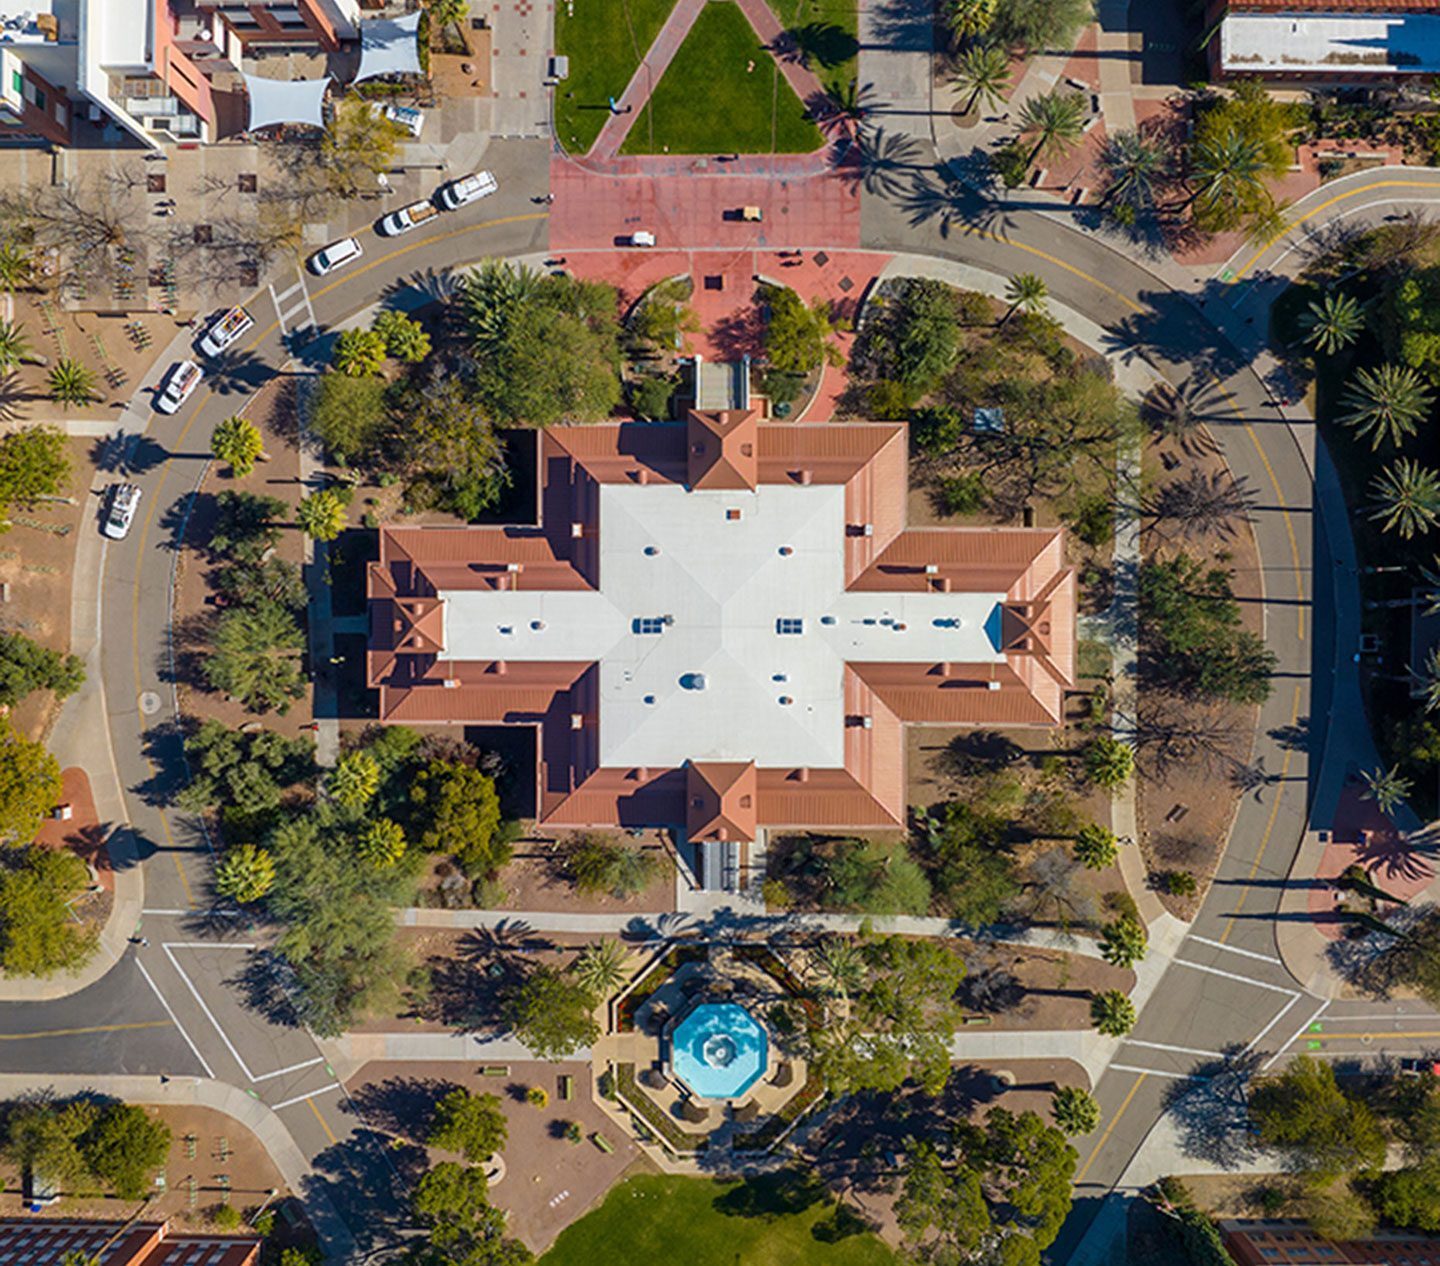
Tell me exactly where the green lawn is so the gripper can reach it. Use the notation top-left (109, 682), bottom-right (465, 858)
top-left (554, 0), bottom-right (680, 155)
top-left (620, 1), bottom-right (824, 155)
top-left (538, 1173), bottom-right (897, 1266)
top-left (773, 0), bottom-right (858, 102)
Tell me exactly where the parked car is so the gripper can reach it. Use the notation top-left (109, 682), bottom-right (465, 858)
top-left (371, 103), bottom-right (420, 138)
top-left (309, 236), bottom-right (363, 276)
top-left (438, 171), bottom-right (498, 210)
top-left (102, 483), bottom-right (142, 540)
top-left (155, 359), bottom-right (203, 414)
top-left (198, 305), bottom-right (254, 358)
top-left (379, 199), bottom-right (440, 236)
top-left (626, 230), bottom-right (656, 247)
top-left (1401, 1057), bottom-right (1440, 1077)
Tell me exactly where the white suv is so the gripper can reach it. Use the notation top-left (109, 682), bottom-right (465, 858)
top-left (309, 236), bottom-right (363, 276)
top-left (199, 306), bottom-right (254, 358)
top-left (438, 171), bottom-right (498, 210)
top-left (156, 360), bottom-right (203, 414)
top-left (102, 483), bottom-right (142, 540)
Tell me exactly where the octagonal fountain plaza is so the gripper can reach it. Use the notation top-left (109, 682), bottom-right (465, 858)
top-left (669, 1002), bottom-right (769, 1100)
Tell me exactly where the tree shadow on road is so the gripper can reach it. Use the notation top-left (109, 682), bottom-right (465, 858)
top-left (1159, 1045), bottom-right (1265, 1169)
top-left (343, 1074), bottom-right (462, 1144)
top-left (303, 1126), bottom-right (426, 1256)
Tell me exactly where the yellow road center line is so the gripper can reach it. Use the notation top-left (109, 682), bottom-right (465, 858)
top-left (1075, 1071), bottom-right (1147, 1185)
top-left (0, 1021), bottom-right (174, 1040)
top-left (307, 1095), bottom-right (338, 1145)
top-left (1220, 684), bottom-right (1302, 944)
top-left (964, 226), bottom-right (1147, 315)
top-left (1232, 179), bottom-right (1440, 283)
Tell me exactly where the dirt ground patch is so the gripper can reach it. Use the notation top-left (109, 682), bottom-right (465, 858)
top-left (342, 1058), bottom-right (645, 1255)
top-left (489, 833), bottom-right (676, 914)
top-left (0, 434), bottom-right (88, 740)
top-left (0, 1103), bottom-right (287, 1228)
top-left (1136, 425), bottom-right (1264, 919)
top-left (954, 939), bottom-right (1134, 1031)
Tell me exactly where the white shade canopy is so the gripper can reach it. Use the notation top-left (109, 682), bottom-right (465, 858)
top-left (355, 11), bottom-right (424, 82)
top-left (244, 73), bottom-right (331, 131)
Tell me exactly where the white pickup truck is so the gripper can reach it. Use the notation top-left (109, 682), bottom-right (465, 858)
top-left (379, 200), bottom-right (440, 237)
top-left (199, 305), bottom-right (254, 357)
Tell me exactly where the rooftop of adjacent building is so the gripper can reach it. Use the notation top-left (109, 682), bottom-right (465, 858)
top-left (1220, 8), bottom-right (1440, 73)
top-left (0, 1220), bottom-right (259, 1266)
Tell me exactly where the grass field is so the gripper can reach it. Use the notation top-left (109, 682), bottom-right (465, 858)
top-left (773, 0), bottom-right (858, 101)
top-left (538, 1173), bottom-right (897, 1266)
top-left (619, 0), bottom-right (824, 155)
top-left (554, 0), bottom-right (680, 154)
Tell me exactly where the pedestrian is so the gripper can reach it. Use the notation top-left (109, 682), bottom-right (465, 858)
top-left (139, 937), bottom-right (150, 948)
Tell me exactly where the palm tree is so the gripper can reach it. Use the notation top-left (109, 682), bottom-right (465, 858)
top-left (358, 818), bottom-right (407, 868)
top-left (327, 750), bottom-right (380, 809)
top-left (1360, 764), bottom-right (1412, 813)
top-left (1017, 90), bottom-right (1086, 171)
top-left (297, 489), bottom-right (347, 542)
top-left (1413, 646), bottom-right (1440, 715)
top-left (211, 416), bottom-right (265, 478)
top-left (1245, 198), bottom-right (1291, 249)
top-left (1098, 129), bottom-right (1168, 216)
top-left (461, 260), bottom-right (545, 357)
top-left (573, 940), bottom-right (627, 996)
top-left (1369, 458), bottom-right (1440, 539)
top-left (1300, 291), bottom-right (1365, 355)
top-left (0, 242), bottom-right (32, 294)
top-left (215, 844), bottom-right (276, 904)
top-left (946, 0), bottom-right (996, 40)
top-left (1073, 823), bottom-right (1119, 871)
top-left (48, 358), bottom-right (98, 406)
top-left (1188, 128), bottom-right (1269, 233)
top-left (1051, 1086), bottom-right (1100, 1136)
top-left (953, 43), bottom-right (1010, 117)
top-left (0, 319), bottom-right (30, 374)
top-left (1148, 469), bottom-right (1257, 540)
top-left (1090, 989), bottom-right (1136, 1037)
top-left (1002, 272), bottom-right (1048, 325)
top-left (813, 937), bottom-right (864, 998)
top-left (1338, 364), bottom-right (1434, 451)
top-left (1098, 916), bottom-right (1148, 969)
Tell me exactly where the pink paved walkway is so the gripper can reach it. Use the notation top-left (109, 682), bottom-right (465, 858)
top-left (590, 0), bottom-right (707, 161)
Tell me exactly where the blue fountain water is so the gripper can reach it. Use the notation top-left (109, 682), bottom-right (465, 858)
top-left (670, 1002), bottom-right (769, 1100)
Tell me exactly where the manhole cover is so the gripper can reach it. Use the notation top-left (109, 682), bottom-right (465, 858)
top-left (139, 691), bottom-right (161, 716)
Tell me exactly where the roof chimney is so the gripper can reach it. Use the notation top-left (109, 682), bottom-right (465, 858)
top-left (796, 767), bottom-right (810, 782)
top-left (636, 468), bottom-right (650, 485)
top-left (493, 660), bottom-right (508, 675)
top-left (570, 712), bottom-right (585, 729)
top-left (797, 468), bottom-right (813, 485)
top-left (925, 564), bottom-right (939, 575)
top-left (862, 523), bottom-right (874, 537)
top-left (506, 562), bottom-right (523, 573)
top-left (571, 521), bottom-right (584, 539)
top-left (937, 663), bottom-right (952, 678)
top-left (986, 681), bottom-right (1001, 691)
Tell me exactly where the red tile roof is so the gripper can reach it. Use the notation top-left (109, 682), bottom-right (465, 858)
top-left (0, 1222), bottom-right (259, 1266)
top-left (688, 410), bottom-right (760, 490)
top-left (686, 761), bottom-right (759, 841)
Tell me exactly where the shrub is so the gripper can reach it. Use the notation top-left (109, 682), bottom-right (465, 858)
top-left (1163, 870), bottom-right (1198, 898)
top-left (936, 472), bottom-right (988, 516)
top-left (910, 405), bottom-right (965, 457)
top-left (526, 1086), bottom-right (548, 1109)
top-left (309, 373), bottom-right (389, 465)
top-left (1083, 737), bottom-right (1134, 788)
top-left (332, 328), bottom-right (388, 377)
top-left (629, 375), bottom-right (674, 420)
top-left (372, 310), bottom-right (432, 363)
top-left (866, 379), bottom-right (914, 420)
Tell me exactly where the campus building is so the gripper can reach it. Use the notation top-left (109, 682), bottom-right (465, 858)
top-left (366, 414), bottom-right (1075, 883)
top-left (1222, 1219), bottom-right (1440, 1265)
top-left (1206, 0), bottom-right (1440, 82)
top-left (0, 1221), bottom-right (259, 1266)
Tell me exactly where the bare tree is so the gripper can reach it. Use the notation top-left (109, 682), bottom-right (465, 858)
top-left (163, 203), bottom-right (303, 297)
top-left (2, 177), bottom-right (153, 298)
top-left (1134, 691), bottom-right (1248, 782)
top-left (1146, 468), bottom-right (1257, 541)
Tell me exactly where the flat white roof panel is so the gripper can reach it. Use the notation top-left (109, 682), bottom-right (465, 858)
top-left (1220, 12), bottom-right (1440, 74)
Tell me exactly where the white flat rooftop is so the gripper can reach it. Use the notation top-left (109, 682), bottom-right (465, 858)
top-left (1220, 12), bottom-right (1440, 74)
top-left (441, 484), bottom-right (1006, 770)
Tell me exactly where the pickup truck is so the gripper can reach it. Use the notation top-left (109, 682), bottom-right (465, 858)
top-left (379, 200), bottom-right (440, 237)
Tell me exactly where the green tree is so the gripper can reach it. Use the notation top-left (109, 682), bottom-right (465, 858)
top-left (1300, 291), bottom-right (1365, 355)
top-left (992, 0), bottom-right (1093, 51)
top-left (332, 328), bottom-right (388, 377)
top-left (894, 280), bottom-right (962, 393)
top-left (0, 721), bottom-right (61, 846)
top-left (502, 966), bottom-right (600, 1061)
top-left (1417, 646), bottom-right (1440, 715)
top-left (310, 372), bottom-right (389, 465)
top-left (214, 844), bottom-right (276, 904)
top-left (319, 97), bottom-right (399, 197)
top-left (1089, 989), bottom-right (1135, 1036)
top-left (210, 490), bottom-right (286, 564)
top-left (1188, 128), bottom-right (1272, 236)
top-left (1082, 736), bottom-right (1133, 789)
top-left (1373, 1163), bottom-right (1440, 1232)
top-left (214, 556), bottom-right (306, 614)
top-left (202, 599), bottom-right (306, 713)
top-left (47, 359), bottom-right (97, 406)
top-left (0, 243), bottom-right (32, 294)
top-left (916, 801), bottom-right (1019, 924)
top-left (3, 1099), bottom-right (94, 1189)
top-left (0, 848), bottom-right (98, 975)
top-left (631, 277), bottom-right (700, 351)
top-left (569, 835), bottom-right (662, 900)
top-left (397, 376), bottom-right (510, 521)
top-left (762, 285), bottom-right (846, 373)
top-left (895, 1143), bottom-right (992, 1262)
top-left (0, 425), bottom-right (69, 527)
top-left (211, 415), bottom-right (265, 477)
top-left (328, 750), bottom-right (380, 810)
top-left (572, 939), bottom-right (628, 996)
top-left (1017, 91), bottom-right (1085, 171)
top-left (0, 319), bottom-right (31, 373)
top-left (423, 0), bottom-right (471, 29)
top-left (358, 818), bottom-right (407, 869)
top-left (1098, 915), bottom-right (1147, 969)
top-left (428, 1088), bottom-right (508, 1163)
top-left (1003, 272), bottom-right (1049, 325)
top-left (1051, 1086), bottom-right (1100, 1136)
top-left (1098, 129), bottom-right (1168, 220)
top-left (411, 1160), bottom-right (532, 1266)
top-left (177, 721), bottom-right (314, 820)
top-left (1370, 458), bottom-right (1440, 538)
top-left (1339, 363), bottom-right (1435, 450)
top-left (1248, 1055), bottom-right (1386, 1181)
top-left (1361, 763), bottom-right (1412, 813)
top-left (947, 0), bottom-right (996, 39)
top-left (1073, 822), bottom-right (1119, 870)
top-left (953, 42), bottom-right (1011, 116)
top-left (80, 1103), bottom-right (171, 1200)
top-left (297, 489), bottom-right (347, 542)
top-left (372, 309), bottom-right (432, 363)
top-left (0, 631), bottom-right (84, 707)
top-left (824, 839), bottom-right (932, 916)
top-left (411, 760), bottom-right (507, 876)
